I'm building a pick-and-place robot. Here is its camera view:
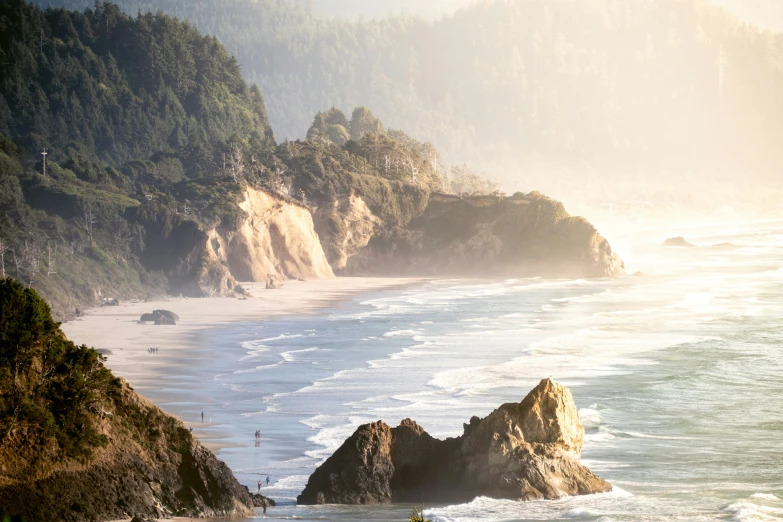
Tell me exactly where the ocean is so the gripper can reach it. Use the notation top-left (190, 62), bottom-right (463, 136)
top-left (155, 215), bottom-right (783, 521)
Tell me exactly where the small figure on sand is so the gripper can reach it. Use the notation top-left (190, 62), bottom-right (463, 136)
top-left (257, 479), bottom-right (262, 492)
top-left (201, 411), bottom-right (204, 423)
top-left (262, 498), bottom-right (268, 514)
top-left (266, 476), bottom-right (270, 487)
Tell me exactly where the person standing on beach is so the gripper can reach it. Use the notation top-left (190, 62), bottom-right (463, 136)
top-left (257, 479), bottom-right (261, 492)
top-left (266, 476), bottom-right (270, 487)
top-left (201, 411), bottom-right (204, 423)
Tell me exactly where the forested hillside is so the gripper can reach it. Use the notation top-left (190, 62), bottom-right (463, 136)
top-left (31, 0), bottom-right (783, 203)
top-left (0, 278), bottom-right (256, 520)
top-left (0, 0), bottom-right (502, 318)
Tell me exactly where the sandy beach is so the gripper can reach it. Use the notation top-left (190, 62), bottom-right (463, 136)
top-left (61, 277), bottom-right (423, 450)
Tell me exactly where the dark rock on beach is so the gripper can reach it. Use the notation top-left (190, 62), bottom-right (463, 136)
top-left (249, 492), bottom-right (277, 507)
top-left (139, 309), bottom-right (180, 325)
top-left (297, 378), bottom-right (612, 505)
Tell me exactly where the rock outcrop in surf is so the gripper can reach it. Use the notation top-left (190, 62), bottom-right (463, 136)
top-left (297, 378), bottom-right (611, 505)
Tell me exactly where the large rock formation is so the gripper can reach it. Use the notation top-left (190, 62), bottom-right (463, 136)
top-left (0, 280), bottom-right (255, 521)
top-left (342, 192), bottom-right (624, 278)
top-left (297, 379), bottom-right (611, 505)
top-left (150, 187), bottom-right (335, 298)
top-left (0, 380), bottom-right (256, 522)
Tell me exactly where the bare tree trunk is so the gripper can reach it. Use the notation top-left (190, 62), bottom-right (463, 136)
top-left (0, 238), bottom-right (5, 278)
top-left (46, 242), bottom-right (57, 277)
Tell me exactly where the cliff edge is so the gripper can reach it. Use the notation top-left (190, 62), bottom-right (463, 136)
top-left (297, 378), bottom-right (611, 505)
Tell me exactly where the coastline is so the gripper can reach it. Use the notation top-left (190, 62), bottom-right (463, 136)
top-left (61, 277), bottom-right (425, 451)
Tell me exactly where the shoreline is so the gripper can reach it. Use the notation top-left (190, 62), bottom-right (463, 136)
top-left (61, 277), bottom-right (425, 451)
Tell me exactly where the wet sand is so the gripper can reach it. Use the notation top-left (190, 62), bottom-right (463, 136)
top-left (61, 277), bottom-right (423, 451)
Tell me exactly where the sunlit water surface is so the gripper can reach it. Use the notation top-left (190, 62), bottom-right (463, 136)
top-left (152, 216), bottom-right (783, 521)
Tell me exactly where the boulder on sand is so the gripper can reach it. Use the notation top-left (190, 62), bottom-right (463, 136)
top-left (139, 309), bottom-right (180, 325)
top-left (297, 378), bottom-right (612, 505)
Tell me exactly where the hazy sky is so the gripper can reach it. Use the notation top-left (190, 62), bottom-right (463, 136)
top-left (311, 0), bottom-right (783, 30)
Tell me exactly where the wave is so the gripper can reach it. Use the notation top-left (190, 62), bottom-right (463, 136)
top-left (383, 329), bottom-right (422, 337)
top-left (725, 500), bottom-right (783, 521)
top-left (258, 333), bottom-right (304, 342)
top-left (232, 361), bottom-right (283, 374)
top-left (280, 347), bottom-right (325, 362)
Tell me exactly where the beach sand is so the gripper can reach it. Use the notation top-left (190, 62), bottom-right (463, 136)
top-left (61, 277), bottom-right (422, 451)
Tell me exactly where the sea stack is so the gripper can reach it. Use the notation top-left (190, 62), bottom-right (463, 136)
top-left (297, 379), bottom-right (611, 505)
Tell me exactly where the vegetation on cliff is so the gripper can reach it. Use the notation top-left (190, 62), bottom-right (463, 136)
top-left (0, 1), bottom-right (446, 317)
top-left (0, 278), bottom-right (254, 520)
top-left (1, 1), bottom-right (622, 319)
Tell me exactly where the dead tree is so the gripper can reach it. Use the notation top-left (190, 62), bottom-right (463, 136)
top-left (110, 216), bottom-right (132, 263)
top-left (230, 144), bottom-right (245, 183)
top-left (20, 240), bottom-right (42, 287)
top-left (0, 238), bottom-right (6, 278)
top-left (404, 155), bottom-right (419, 184)
top-left (46, 241), bottom-right (57, 277)
top-left (78, 200), bottom-right (98, 246)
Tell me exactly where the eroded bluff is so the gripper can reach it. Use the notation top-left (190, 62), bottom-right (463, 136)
top-left (297, 379), bottom-right (611, 505)
top-left (339, 192), bottom-right (625, 278)
top-left (0, 382), bottom-right (255, 522)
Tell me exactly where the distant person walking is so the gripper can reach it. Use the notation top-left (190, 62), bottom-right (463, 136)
top-left (266, 476), bottom-right (270, 487)
top-left (257, 479), bottom-right (262, 492)
top-left (201, 411), bottom-right (204, 423)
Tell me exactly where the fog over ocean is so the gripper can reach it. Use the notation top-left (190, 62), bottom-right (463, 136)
top-left (157, 215), bottom-right (783, 521)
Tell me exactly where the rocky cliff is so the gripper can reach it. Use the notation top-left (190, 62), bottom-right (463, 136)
top-left (158, 187), bottom-right (334, 297)
top-left (0, 383), bottom-right (256, 521)
top-left (0, 279), bottom-right (255, 521)
top-left (297, 378), bottom-right (611, 505)
top-left (341, 192), bottom-right (625, 278)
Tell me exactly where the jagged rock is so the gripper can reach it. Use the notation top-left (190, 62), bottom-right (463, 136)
top-left (139, 310), bottom-right (179, 325)
top-left (297, 379), bottom-right (611, 505)
top-left (249, 492), bottom-right (277, 507)
top-left (0, 381), bottom-right (254, 522)
top-left (662, 236), bottom-right (695, 247)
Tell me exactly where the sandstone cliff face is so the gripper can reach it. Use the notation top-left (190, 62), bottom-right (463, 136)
top-left (342, 192), bottom-right (625, 278)
top-left (0, 382), bottom-right (254, 522)
top-left (313, 193), bottom-right (381, 271)
top-left (166, 187), bottom-right (334, 296)
top-left (297, 379), bottom-right (611, 505)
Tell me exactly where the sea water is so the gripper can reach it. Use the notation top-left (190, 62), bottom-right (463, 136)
top-left (154, 216), bottom-right (783, 521)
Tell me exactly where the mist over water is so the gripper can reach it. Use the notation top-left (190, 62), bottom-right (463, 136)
top-left (158, 215), bottom-right (783, 521)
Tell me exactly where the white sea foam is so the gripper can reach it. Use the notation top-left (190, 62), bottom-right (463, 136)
top-left (232, 361), bottom-right (283, 374)
top-left (259, 333), bottom-right (304, 342)
top-left (383, 329), bottom-right (422, 337)
top-left (579, 406), bottom-right (604, 429)
top-left (752, 494), bottom-right (782, 501)
top-left (280, 347), bottom-right (324, 362)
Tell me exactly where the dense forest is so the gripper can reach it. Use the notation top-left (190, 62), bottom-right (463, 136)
top-left (30, 0), bottom-right (783, 205)
top-left (0, 0), bottom-right (490, 317)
